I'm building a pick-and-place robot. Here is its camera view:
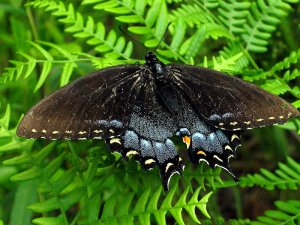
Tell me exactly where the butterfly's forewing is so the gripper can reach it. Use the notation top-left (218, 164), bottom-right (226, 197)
top-left (17, 65), bottom-right (143, 140)
top-left (169, 65), bottom-right (299, 130)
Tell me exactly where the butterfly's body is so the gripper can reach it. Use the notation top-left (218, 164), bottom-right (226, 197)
top-left (17, 52), bottom-right (299, 190)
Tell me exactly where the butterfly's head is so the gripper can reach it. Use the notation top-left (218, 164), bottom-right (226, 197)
top-left (145, 52), bottom-right (158, 64)
top-left (145, 52), bottom-right (165, 76)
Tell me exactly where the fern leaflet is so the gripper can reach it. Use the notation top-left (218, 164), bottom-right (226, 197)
top-left (28, 0), bottom-right (133, 59)
top-left (241, 0), bottom-right (299, 53)
top-left (240, 157), bottom-right (300, 190)
top-left (251, 200), bottom-right (300, 225)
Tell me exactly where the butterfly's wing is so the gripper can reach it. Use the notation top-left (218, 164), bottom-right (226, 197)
top-left (17, 64), bottom-right (184, 191)
top-left (166, 64), bottom-right (299, 180)
top-left (169, 64), bottom-right (299, 131)
top-left (17, 65), bottom-right (144, 140)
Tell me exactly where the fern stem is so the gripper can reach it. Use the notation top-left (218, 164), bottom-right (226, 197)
top-left (26, 7), bottom-right (39, 41)
top-left (232, 186), bottom-right (243, 219)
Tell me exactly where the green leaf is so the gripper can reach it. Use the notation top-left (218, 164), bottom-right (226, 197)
top-left (61, 187), bottom-right (86, 210)
top-left (30, 42), bottom-right (54, 61)
top-left (154, 0), bottom-right (168, 38)
top-left (240, 157), bottom-right (300, 190)
top-left (18, 52), bottom-right (37, 78)
top-left (144, 39), bottom-right (159, 48)
top-left (28, 197), bottom-right (60, 213)
top-left (32, 216), bottom-right (65, 225)
top-left (11, 167), bottom-right (41, 182)
top-left (10, 180), bottom-right (39, 225)
top-left (184, 25), bottom-right (207, 59)
top-left (86, 194), bottom-right (102, 222)
top-left (133, 189), bottom-right (151, 225)
top-left (128, 26), bottom-right (151, 35)
top-left (49, 168), bottom-right (77, 193)
top-left (34, 61), bottom-right (52, 92)
top-left (145, 0), bottom-right (161, 27)
top-left (60, 62), bottom-right (76, 86)
top-left (170, 19), bottom-right (186, 51)
top-left (252, 200), bottom-right (300, 224)
top-left (116, 15), bottom-right (142, 23)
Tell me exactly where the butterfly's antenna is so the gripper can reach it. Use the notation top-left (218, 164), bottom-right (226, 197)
top-left (152, 22), bottom-right (172, 53)
top-left (119, 25), bottom-right (147, 50)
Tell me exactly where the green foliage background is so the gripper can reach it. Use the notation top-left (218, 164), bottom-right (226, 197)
top-left (1, 0), bottom-right (300, 224)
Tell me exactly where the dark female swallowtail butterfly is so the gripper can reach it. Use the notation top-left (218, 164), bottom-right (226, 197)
top-left (17, 52), bottom-right (299, 191)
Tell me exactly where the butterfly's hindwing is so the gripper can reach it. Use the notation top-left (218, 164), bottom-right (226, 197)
top-left (174, 97), bottom-right (242, 178)
top-left (106, 129), bottom-right (184, 191)
top-left (185, 129), bottom-right (241, 178)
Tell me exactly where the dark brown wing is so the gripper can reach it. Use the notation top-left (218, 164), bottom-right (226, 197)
top-left (17, 63), bottom-right (184, 191)
top-left (17, 65), bottom-right (144, 140)
top-left (168, 64), bottom-right (299, 131)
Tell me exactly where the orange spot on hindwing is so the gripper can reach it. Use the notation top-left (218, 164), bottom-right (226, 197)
top-left (182, 136), bottom-right (191, 148)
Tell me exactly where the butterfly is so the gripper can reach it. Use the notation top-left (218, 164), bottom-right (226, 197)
top-left (17, 52), bottom-right (300, 191)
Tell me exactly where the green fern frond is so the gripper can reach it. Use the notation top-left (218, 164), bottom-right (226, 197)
top-left (29, 42), bottom-right (54, 92)
top-left (251, 200), bottom-right (300, 225)
top-left (212, 52), bottom-right (244, 72)
top-left (183, 164), bottom-right (224, 191)
top-left (271, 48), bottom-right (300, 73)
top-left (37, 41), bottom-right (79, 86)
top-left (243, 48), bottom-right (300, 82)
top-left (169, 4), bottom-right (214, 27)
top-left (218, 0), bottom-right (251, 34)
top-left (200, 52), bottom-right (244, 73)
top-left (82, 0), bottom-right (169, 45)
top-left (2, 41), bottom-right (125, 93)
top-left (244, 50), bottom-right (300, 108)
top-left (241, 0), bottom-right (298, 53)
top-left (1, 41), bottom-right (84, 91)
top-left (5, 141), bottom-right (88, 224)
top-left (240, 157), bottom-right (300, 190)
top-left (28, 0), bottom-right (133, 59)
top-left (170, 3), bottom-right (232, 61)
top-left (283, 69), bottom-right (300, 81)
top-left (98, 186), bottom-right (212, 225)
top-left (82, 0), bottom-right (190, 62)
top-left (32, 216), bottom-right (65, 225)
top-left (261, 79), bottom-right (291, 95)
top-left (1, 52), bottom-right (37, 85)
top-left (219, 41), bottom-right (250, 71)
top-left (178, 25), bottom-right (231, 61)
